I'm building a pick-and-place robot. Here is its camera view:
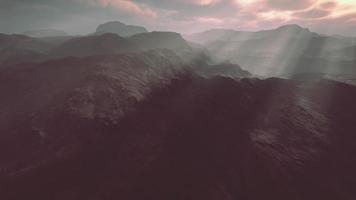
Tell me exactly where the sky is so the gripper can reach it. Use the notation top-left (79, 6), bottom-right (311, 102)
top-left (1, 0), bottom-right (356, 36)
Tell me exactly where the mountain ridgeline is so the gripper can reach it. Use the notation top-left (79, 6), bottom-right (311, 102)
top-left (0, 21), bottom-right (191, 65)
top-left (23, 29), bottom-right (68, 38)
top-left (52, 32), bottom-right (192, 58)
top-left (95, 21), bottom-right (148, 37)
top-left (0, 31), bottom-right (191, 65)
top-left (0, 22), bottom-right (356, 200)
top-left (186, 24), bottom-right (356, 82)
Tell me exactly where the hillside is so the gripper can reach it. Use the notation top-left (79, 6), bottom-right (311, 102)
top-left (0, 50), bottom-right (187, 165)
top-left (1, 21), bottom-right (356, 200)
top-left (1, 70), bottom-right (356, 199)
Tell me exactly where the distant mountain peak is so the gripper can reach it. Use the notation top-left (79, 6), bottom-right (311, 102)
top-left (95, 21), bottom-right (148, 37)
top-left (134, 31), bottom-right (184, 39)
top-left (100, 21), bottom-right (125, 26)
top-left (276, 24), bottom-right (309, 32)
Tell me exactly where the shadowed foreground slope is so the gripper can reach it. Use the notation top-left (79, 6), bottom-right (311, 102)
top-left (1, 59), bottom-right (356, 199)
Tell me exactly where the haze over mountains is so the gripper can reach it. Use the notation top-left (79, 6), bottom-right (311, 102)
top-left (186, 24), bottom-right (356, 80)
top-left (1, 20), bottom-right (356, 200)
top-left (23, 29), bottom-right (68, 38)
top-left (3, 22), bottom-right (356, 81)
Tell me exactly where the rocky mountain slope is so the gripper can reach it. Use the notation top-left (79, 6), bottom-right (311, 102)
top-left (0, 50), bottom-right (188, 165)
top-left (0, 48), bottom-right (249, 166)
top-left (1, 68), bottom-right (356, 199)
top-left (1, 22), bottom-right (356, 200)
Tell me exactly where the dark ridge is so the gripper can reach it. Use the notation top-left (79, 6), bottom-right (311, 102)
top-left (51, 32), bottom-right (191, 59)
top-left (1, 72), bottom-right (356, 199)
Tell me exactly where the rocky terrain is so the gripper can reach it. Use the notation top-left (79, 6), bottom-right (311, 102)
top-left (1, 22), bottom-right (356, 200)
top-left (0, 47), bottom-right (249, 165)
top-left (1, 67), bottom-right (356, 199)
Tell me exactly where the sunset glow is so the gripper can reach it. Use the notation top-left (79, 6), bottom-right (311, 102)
top-left (91, 0), bottom-right (356, 35)
top-left (1, 0), bottom-right (356, 35)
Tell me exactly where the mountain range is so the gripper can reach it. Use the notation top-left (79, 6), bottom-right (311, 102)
top-left (1, 21), bottom-right (356, 200)
top-left (186, 24), bottom-right (356, 80)
top-left (52, 31), bottom-right (192, 58)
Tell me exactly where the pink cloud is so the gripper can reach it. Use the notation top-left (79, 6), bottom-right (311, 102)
top-left (196, 16), bottom-right (225, 24)
top-left (193, 0), bottom-right (223, 6)
top-left (319, 1), bottom-right (338, 10)
top-left (293, 8), bottom-right (331, 19)
top-left (95, 0), bottom-right (157, 17)
top-left (81, 0), bottom-right (356, 35)
top-left (262, 0), bottom-right (318, 11)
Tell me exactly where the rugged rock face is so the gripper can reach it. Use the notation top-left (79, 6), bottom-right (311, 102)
top-left (0, 55), bottom-right (356, 199)
top-left (0, 50), bottom-right (187, 165)
top-left (95, 21), bottom-right (148, 37)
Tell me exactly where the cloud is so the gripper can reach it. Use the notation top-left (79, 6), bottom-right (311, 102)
top-left (196, 16), bottom-right (225, 24)
top-left (293, 7), bottom-right (332, 19)
top-left (171, 0), bottom-right (356, 35)
top-left (319, 1), bottom-right (338, 10)
top-left (1, 0), bottom-right (356, 36)
top-left (263, 0), bottom-right (318, 11)
top-left (94, 0), bottom-right (157, 17)
top-left (192, 0), bottom-right (223, 6)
